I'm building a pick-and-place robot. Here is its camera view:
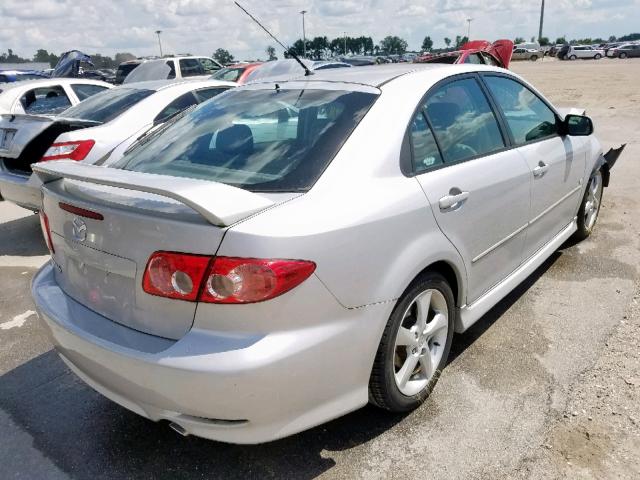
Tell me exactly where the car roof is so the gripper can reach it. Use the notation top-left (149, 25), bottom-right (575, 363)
top-left (274, 63), bottom-right (450, 87)
top-left (113, 78), bottom-right (236, 91)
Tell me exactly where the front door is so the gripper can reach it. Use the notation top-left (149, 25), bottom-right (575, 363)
top-left (482, 74), bottom-right (586, 257)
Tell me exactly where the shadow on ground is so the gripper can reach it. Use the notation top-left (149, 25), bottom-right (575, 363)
top-left (0, 212), bottom-right (48, 256)
top-left (0, 250), bottom-right (564, 479)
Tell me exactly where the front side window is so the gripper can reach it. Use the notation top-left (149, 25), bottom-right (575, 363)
top-left (198, 58), bottom-right (221, 74)
top-left (20, 85), bottom-right (71, 114)
top-left (122, 88), bottom-right (378, 192)
top-left (179, 59), bottom-right (204, 77)
top-left (409, 112), bottom-right (443, 172)
top-left (483, 75), bottom-right (558, 144)
top-left (424, 78), bottom-right (505, 163)
top-left (71, 83), bottom-right (108, 101)
top-left (61, 87), bottom-right (154, 123)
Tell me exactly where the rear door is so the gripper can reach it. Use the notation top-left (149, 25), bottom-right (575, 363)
top-left (413, 75), bottom-right (531, 303)
top-left (482, 73), bottom-right (586, 257)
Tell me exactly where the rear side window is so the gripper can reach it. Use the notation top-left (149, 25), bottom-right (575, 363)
top-left (154, 92), bottom-right (197, 124)
top-left (60, 87), bottom-right (154, 123)
top-left (483, 76), bottom-right (558, 144)
top-left (20, 86), bottom-right (71, 115)
top-left (409, 112), bottom-right (443, 172)
top-left (481, 53), bottom-right (500, 66)
top-left (424, 78), bottom-right (505, 163)
top-left (122, 88), bottom-right (378, 192)
top-left (71, 83), bottom-right (108, 101)
top-left (179, 59), bottom-right (204, 77)
top-left (464, 53), bottom-right (484, 64)
top-left (192, 87), bottom-right (229, 102)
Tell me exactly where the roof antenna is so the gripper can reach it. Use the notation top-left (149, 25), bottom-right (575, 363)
top-left (234, 1), bottom-right (313, 76)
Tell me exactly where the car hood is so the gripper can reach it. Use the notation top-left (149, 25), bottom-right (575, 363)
top-left (53, 50), bottom-right (93, 78)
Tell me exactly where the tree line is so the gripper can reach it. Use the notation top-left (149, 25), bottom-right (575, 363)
top-left (2, 31), bottom-right (639, 69)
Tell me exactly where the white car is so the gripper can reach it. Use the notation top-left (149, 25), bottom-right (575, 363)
top-left (0, 78), bottom-right (111, 115)
top-left (31, 64), bottom-right (622, 444)
top-left (122, 56), bottom-right (223, 84)
top-left (565, 45), bottom-right (605, 60)
top-left (0, 79), bottom-right (234, 210)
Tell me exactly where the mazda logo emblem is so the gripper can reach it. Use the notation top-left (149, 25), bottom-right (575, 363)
top-left (71, 217), bottom-right (87, 242)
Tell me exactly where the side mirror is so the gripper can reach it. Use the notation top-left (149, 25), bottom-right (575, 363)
top-left (563, 114), bottom-right (593, 136)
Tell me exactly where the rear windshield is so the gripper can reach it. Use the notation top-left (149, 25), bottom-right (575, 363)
top-left (60, 87), bottom-right (154, 123)
top-left (121, 87), bottom-right (378, 192)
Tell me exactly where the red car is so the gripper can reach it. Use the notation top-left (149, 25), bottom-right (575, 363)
top-left (210, 62), bottom-right (263, 84)
top-left (415, 40), bottom-right (514, 69)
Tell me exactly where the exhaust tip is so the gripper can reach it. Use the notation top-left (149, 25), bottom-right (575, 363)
top-left (169, 422), bottom-right (189, 437)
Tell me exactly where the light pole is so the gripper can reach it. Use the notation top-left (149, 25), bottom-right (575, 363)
top-left (155, 30), bottom-right (163, 57)
top-left (300, 10), bottom-right (307, 58)
top-left (466, 18), bottom-right (473, 40)
top-left (344, 32), bottom-right (347, 56)
top-left (538, 0), bottom-right (545, 43)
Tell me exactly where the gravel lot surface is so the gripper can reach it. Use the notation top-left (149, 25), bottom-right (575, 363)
top-left (0, 58), bottom-right (638, 479)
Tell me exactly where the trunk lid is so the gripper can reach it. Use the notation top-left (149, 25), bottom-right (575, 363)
top-left (34, 162), bottom-right (280, 339)
top-left (486, 39), bottom-right (514, 68)
top-left (0, 114), bottom-right (99, 173)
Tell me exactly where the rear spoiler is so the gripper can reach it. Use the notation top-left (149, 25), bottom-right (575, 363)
top-left (32, 161), bottom-right (274, 227)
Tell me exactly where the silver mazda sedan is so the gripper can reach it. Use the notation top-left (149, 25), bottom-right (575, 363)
top-left (31, 64), bottom-right (621, 444)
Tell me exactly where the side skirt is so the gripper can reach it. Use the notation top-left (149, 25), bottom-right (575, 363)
top-left (456, 219), bottom-right (577, 333)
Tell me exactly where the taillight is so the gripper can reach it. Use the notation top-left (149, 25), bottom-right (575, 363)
top-left (41, 140), bottom-right (95, 161)
top-left (200, 257), bottom-right (316, 304)
top-left (141, 253), bottom-right (316, 304)
top-left (142, 252), bottom-right (211, 301)
top-left (39, 211), bottom-right (55, 254)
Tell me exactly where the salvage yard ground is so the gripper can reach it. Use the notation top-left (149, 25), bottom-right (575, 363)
top-left (1, 58), bottom-right (639, 479)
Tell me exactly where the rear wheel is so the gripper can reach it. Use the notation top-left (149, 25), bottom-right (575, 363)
top-left (619, 52), bottom-right (627, 59)
top-left (369, 272), bottom-right (454, 412)
top-left (574, 170), bottom-right (604, 241)
top-left (569, 55), bottom-right (577, 60)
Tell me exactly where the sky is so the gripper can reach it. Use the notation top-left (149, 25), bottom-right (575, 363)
top-left (0, 0), bottom-right (638, 61)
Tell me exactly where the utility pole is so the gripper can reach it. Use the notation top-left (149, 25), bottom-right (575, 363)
top-left (466, 18), bottom-right (473, 40)
top-left (344, 32), bottom-right (347, 56)
top-left (155, 30), bottom-right (163, 57)
top-left (300, 10), bottom-right (307, 58)
top-left (538, 0), bottom-right (545, 42)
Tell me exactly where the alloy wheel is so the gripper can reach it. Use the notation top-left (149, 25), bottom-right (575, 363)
top-left (393, 289), bottom-right (448, 396)
top-left (584, 173), bottom-right (603, 231)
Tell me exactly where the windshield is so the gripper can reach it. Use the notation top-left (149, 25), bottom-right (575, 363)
top-left (121, 87), bottom-right (378, 192)
top-left (60, 87), bottom-right (154, 123)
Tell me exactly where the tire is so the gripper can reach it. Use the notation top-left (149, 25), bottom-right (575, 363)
top-left (619, 52), bottom-right (627, 59)
top-left (530, 55), bottom-right (538, 61)
top-left (574, 170), bottom-right (604, 241)
top-left (369, 271), bottom-right (455, 412)
top-left (569, 55), bottom-right (577, 60)
top-left (594, 54), bottom-right (602, 59)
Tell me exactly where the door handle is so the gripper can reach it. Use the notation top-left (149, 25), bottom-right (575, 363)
top-left (533, 161), bottom-right (549, 177)
top-left (439, 190), bottom-right (470, 210)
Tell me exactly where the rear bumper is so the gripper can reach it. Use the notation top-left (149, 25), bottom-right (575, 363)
top-left (0, 162), bottom-right (40, 210)
top-left (32, 262), bottom-right (392, 444)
